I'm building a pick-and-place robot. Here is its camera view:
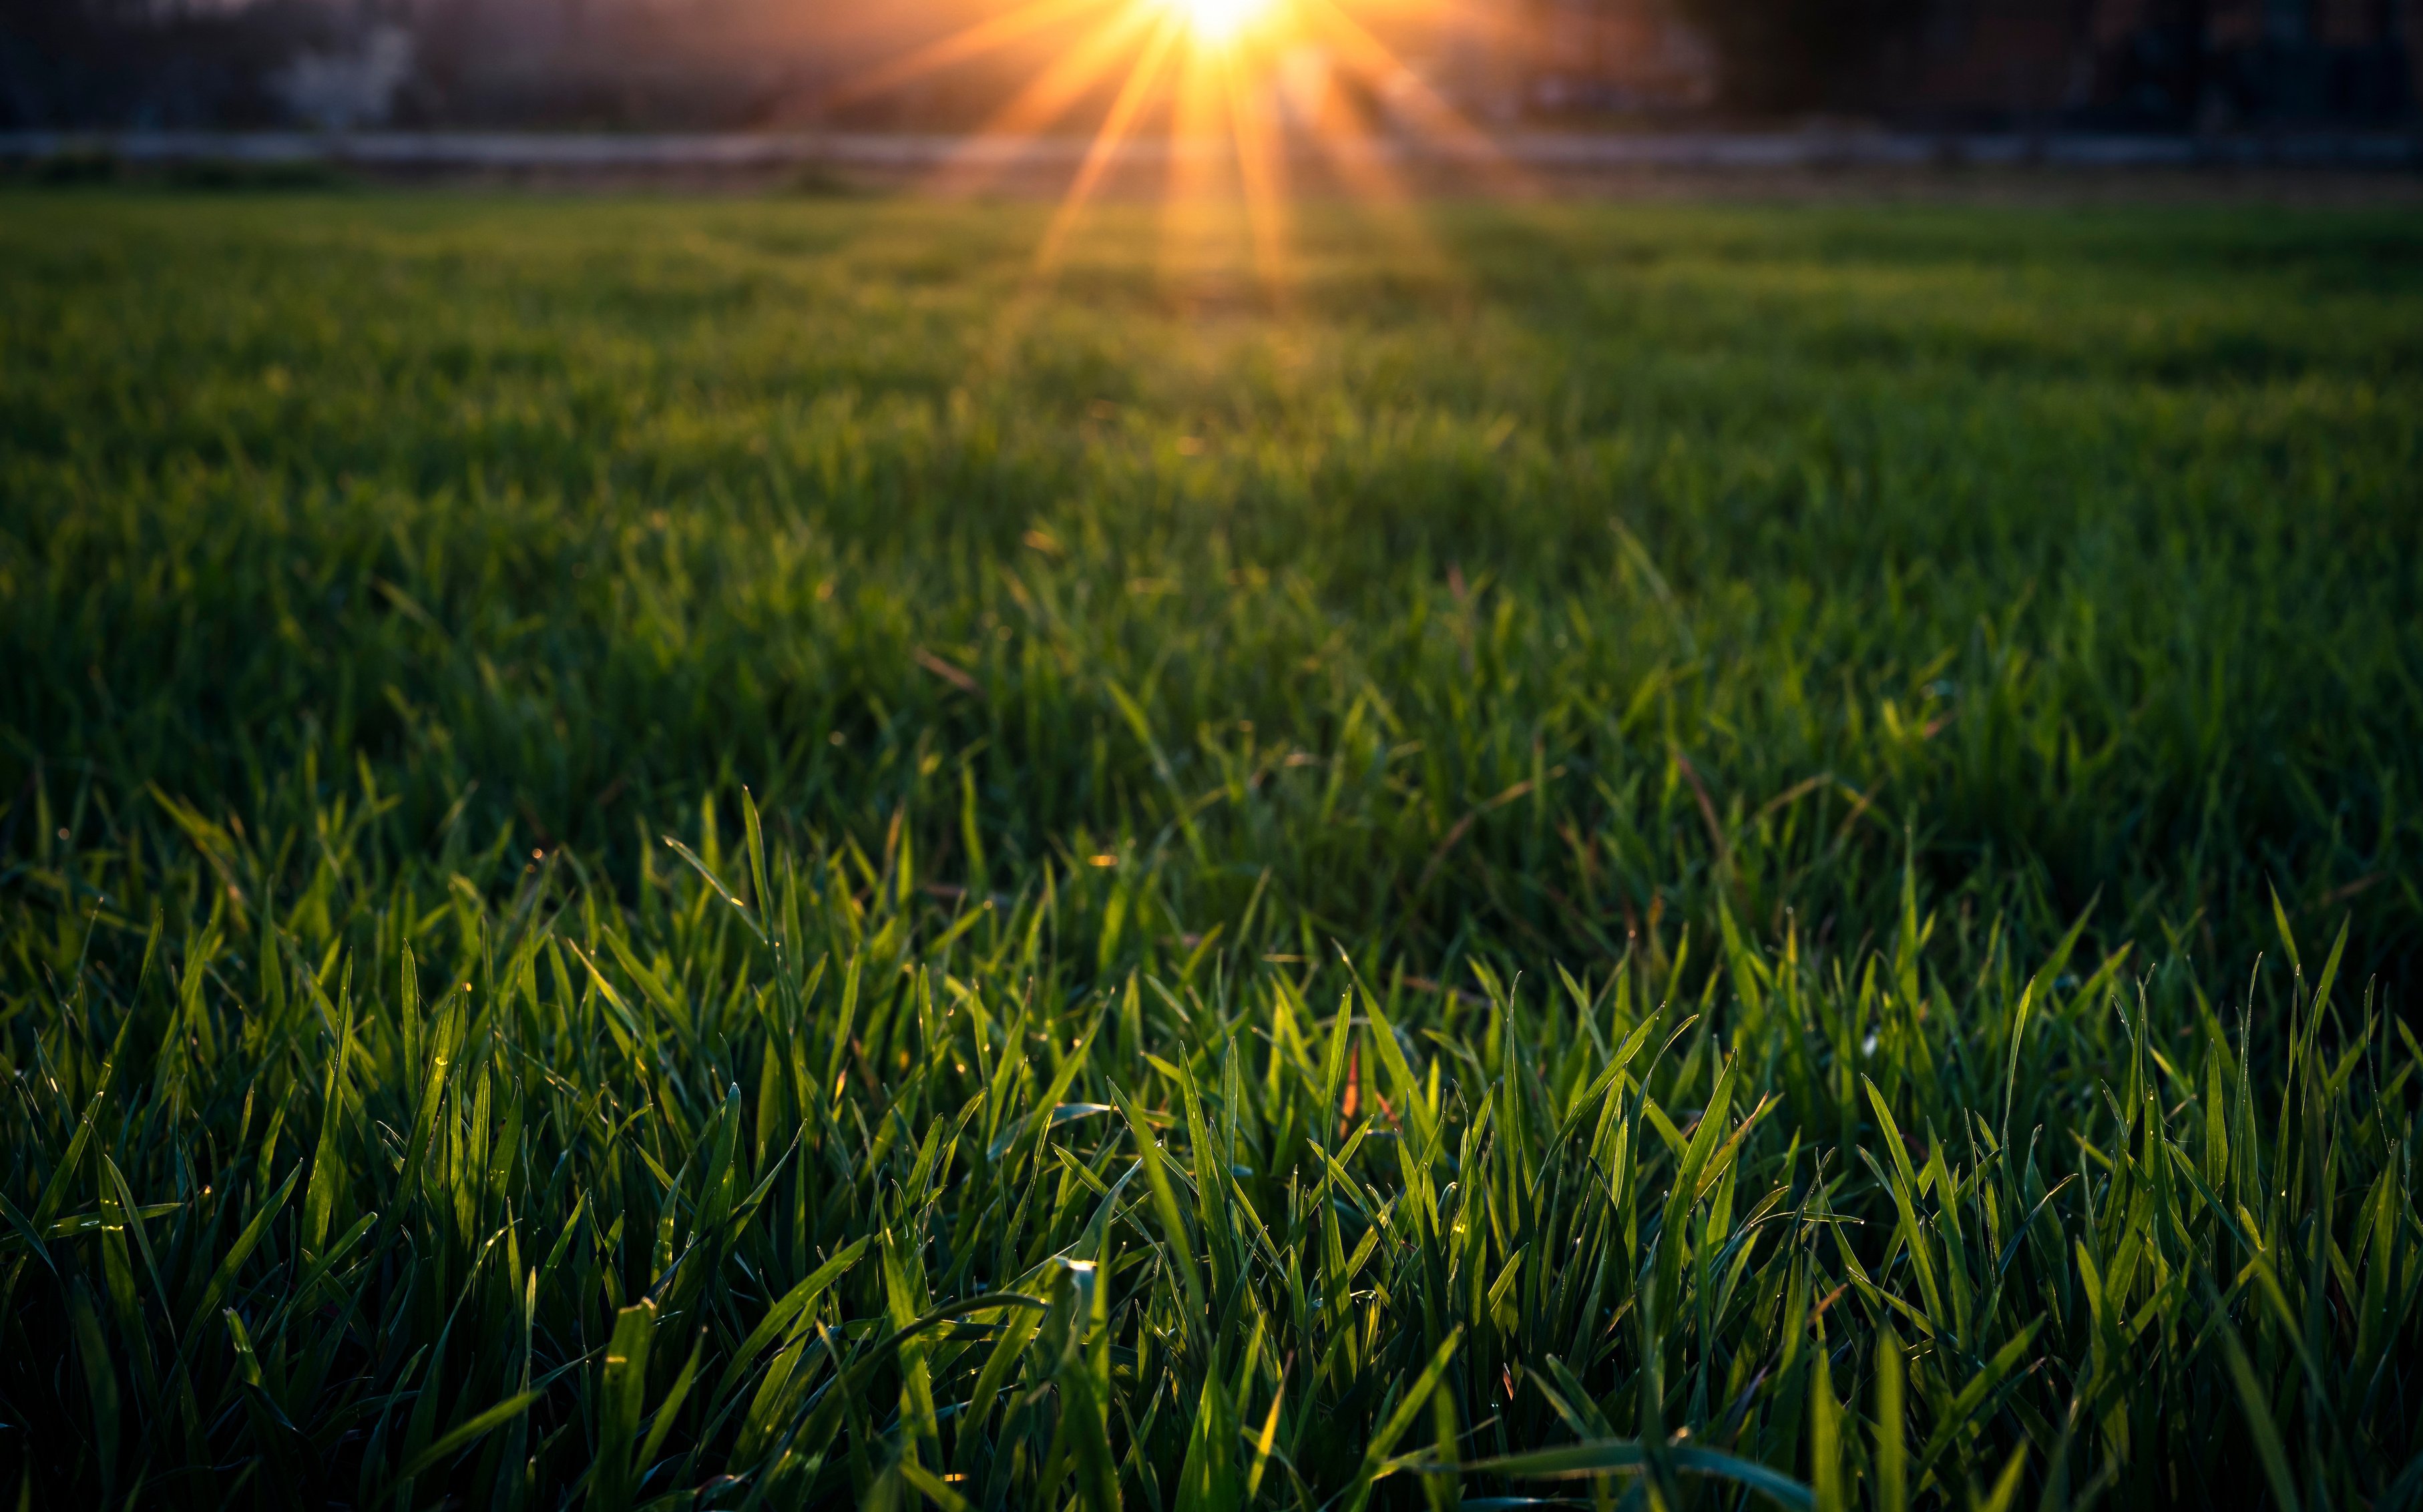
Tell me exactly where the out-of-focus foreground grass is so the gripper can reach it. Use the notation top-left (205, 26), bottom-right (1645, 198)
top-left (1, 190), bottom-right (2419, 1509)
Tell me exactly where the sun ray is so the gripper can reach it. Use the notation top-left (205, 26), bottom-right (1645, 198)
top-left (1287, 79), bottom-right (1458, 291)
top-left (823, 0), bottom-right (1125, 112)
top-left (1216, 43), bottom-right (1293, 303)
top-left (1295, 0), bottom-right (1524, 185)
top-left (1177, 0), bottom-right (1279, 41)
top-left (1160, 24), bottom-right (1239, 293)
top-left (928, 1), bottom-right (1166, 197)
top-left (835, 0), bottom-right (1526, 304)
top-left (1034, 7), bottom-right (1188, 274)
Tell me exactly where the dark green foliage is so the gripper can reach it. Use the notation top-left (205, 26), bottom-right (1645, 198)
top-left (1, 191), bottom-right (2420, 1508)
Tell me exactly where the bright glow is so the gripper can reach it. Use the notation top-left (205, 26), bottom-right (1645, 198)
top-left (849, 0), bottom-right (1520, 302)
top-left (1174, 0), bottom-right (1273, 43)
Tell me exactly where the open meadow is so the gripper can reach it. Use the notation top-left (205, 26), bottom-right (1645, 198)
top-left (3, 187), bottom-right (2422, 1509)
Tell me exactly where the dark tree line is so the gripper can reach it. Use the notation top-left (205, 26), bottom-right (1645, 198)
top-left (3, 0), bottom-right (2410, 132)
top-left (1672, 0), bottom-right (1926, 113)
top-left (0, 0), bottom-right (842, 132)
top-left (0, 0), bottom-right (337, 127)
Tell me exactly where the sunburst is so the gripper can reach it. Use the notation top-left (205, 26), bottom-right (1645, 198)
top-left (1174, 0), bottom-right (1278, 43)
top-left (839, 0), bottom-right (1516, 300)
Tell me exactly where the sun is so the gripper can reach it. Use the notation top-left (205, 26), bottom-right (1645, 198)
top-left (1171, 0), bottom-right (1275, 44)
top-left (837, 0), bottom-right (1514, 297)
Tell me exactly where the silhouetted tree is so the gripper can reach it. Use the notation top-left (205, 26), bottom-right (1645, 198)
top-left (0, 0), bottom-right (346, 128)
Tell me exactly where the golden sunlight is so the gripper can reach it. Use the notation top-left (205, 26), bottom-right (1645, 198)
top-left (851, 0), bottom-right (1510, 295)
top-left (1170, 0), bottom-right (1275, 43)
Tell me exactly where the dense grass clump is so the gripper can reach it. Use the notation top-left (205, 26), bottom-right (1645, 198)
top-left (1, 191), bottom-right (2420, 1509)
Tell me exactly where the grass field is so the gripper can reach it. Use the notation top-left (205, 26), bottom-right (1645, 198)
top-left (3, 188), bottom-right (2422, 1511)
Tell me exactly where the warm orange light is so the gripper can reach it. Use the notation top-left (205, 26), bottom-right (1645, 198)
top-left (1172, 0), bottom-right (1275, 44)
top-left (855, 0), bottom-right (1516, 301)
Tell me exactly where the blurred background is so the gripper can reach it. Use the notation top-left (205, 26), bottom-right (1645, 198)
top-left (3, 0), bottom-right (2415, 138)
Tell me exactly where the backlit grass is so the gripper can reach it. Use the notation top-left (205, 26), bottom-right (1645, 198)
top-left (2, 190), bottom-right (2420, 1509)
